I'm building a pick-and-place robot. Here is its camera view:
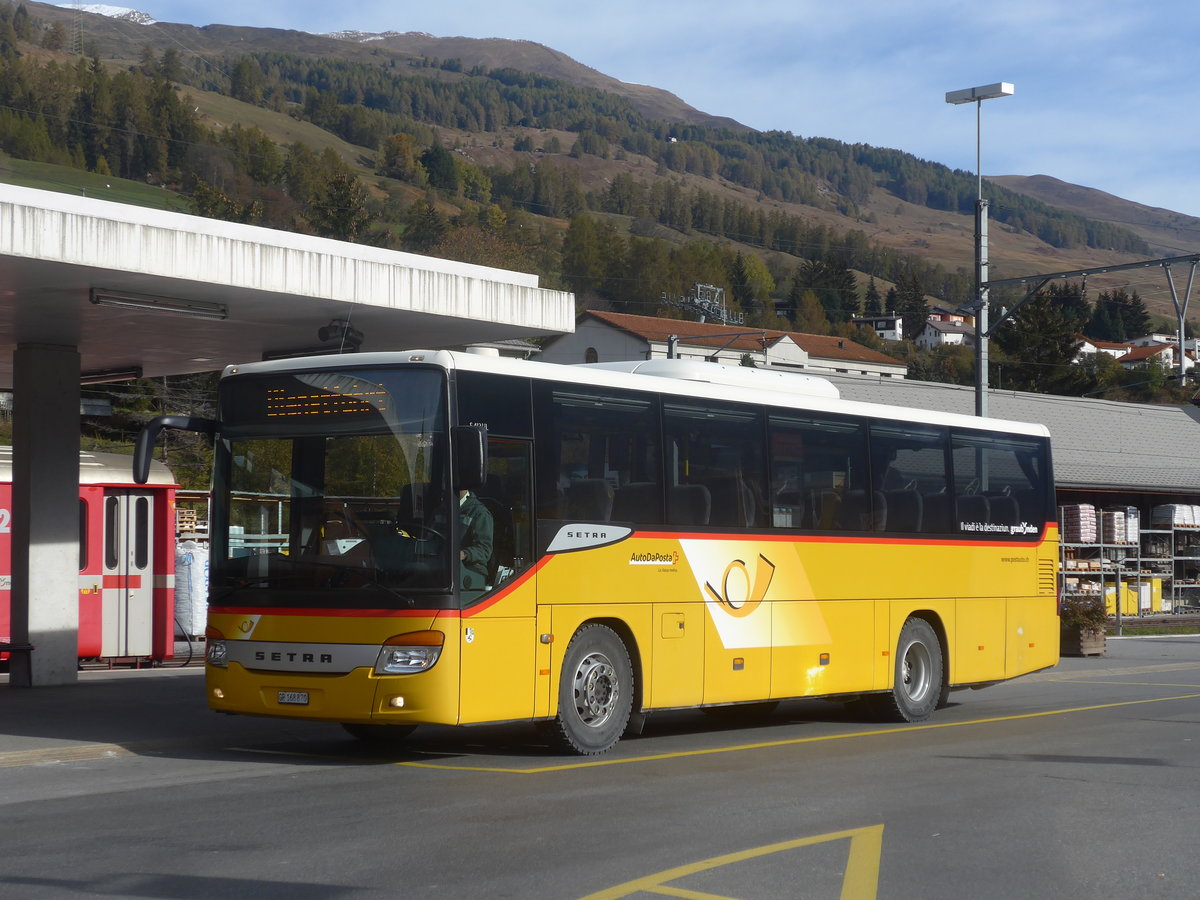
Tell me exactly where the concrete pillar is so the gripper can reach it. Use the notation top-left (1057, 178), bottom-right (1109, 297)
top-left (10, 343), bottom-right (81, 686)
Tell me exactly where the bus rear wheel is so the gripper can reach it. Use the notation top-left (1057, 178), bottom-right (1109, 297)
top-left (553, 624), bottom-right (633, 755)
top-left (877, 617), bottom-right (942, 723)
top-left (341, 723), bottom-right (417, 744)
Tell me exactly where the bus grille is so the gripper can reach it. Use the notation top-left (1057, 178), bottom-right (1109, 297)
top-left (1039, 558), bottom-right (1057, 596)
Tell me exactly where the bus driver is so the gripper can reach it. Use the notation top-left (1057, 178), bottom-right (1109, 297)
top-left (458, 488), bottom-right (494, 591)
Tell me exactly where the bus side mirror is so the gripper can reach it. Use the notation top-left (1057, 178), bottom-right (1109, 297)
top-left (134, 415), bottom-right (218, 483)
top-left (452, 424), bottom-right (488, 491)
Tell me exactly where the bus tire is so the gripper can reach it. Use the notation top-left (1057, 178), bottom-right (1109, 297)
top-left (876, 617), bottom-right (942, 723)
top-left (341, 723), bottom-right (417, 743)
top-left (553, 624), bottom-right (633, 755)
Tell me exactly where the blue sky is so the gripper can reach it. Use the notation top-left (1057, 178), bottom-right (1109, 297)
top-left (81, 1), bottom-right (1200, 219)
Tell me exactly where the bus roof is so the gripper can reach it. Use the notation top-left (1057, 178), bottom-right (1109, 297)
top-left (223, 350), bottom-right (1050, 439)
top-left (0, 447), bottom-right (175, 487)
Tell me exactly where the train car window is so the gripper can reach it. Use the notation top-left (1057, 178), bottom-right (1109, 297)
top-left (78, 498), bottom-right (87, 572)
top-left (134, 497), bottom-right (149, 569)
top-left (104, 496), bottom-right (119, 570)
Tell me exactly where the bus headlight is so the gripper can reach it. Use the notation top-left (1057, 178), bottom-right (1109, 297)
top-left (206, 639), bottom-right (229, 668)
top-left (375, 631), bottom-right (445, 675)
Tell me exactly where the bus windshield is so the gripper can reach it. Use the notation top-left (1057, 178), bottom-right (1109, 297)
top-left (211, 367), bottom-right (452, 608)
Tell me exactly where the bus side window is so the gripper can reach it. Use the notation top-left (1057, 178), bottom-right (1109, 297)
top-left (951, 431), bottom-right (1049, 534)
top-left (868, 422), bottom-right (950, 535)
top-left (664, 400), bottom-right (766, 528)
top-left (768, 412), bottom-right (868, 532)
top-left (534, 384), bottom-right (661, 524)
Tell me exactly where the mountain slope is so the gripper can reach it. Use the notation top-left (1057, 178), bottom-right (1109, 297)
top-left (15, 1), bottom-right (1197, 323)
top-left (25, 2), bottom-right (742, 129)
top-left (991, 174), bottom-right (1200, 258)
top-left (326, 31), bottom-right (746, 130)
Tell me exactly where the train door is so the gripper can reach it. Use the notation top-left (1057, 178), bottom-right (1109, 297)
top-left (101, 490), bottom-right (156, 658)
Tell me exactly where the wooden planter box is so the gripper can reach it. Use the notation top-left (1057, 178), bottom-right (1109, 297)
top-left (1060, 625), bottom-right (1106, 657)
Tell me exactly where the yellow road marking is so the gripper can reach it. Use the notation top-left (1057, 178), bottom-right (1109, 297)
top-left (576, 824), bottom-right (884, 900)
top-left (394, 691), bottom-right (1200, 773)
top-left (1033, 662), bottom-right (1200, 680)
top-left (1053, 680), bottom-right (1200, 688)
top-left (5, 687), bottom-right (1197, 772)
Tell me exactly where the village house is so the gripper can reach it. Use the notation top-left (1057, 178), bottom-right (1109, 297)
top-left (537, 310), bottom-right (908, 378)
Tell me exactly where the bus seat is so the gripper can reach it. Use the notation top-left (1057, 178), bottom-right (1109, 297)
top-left (667, 484), bottom-right (711, 526)
top-left (565, 478), bottom-right (613, 522)
top-left (612, 482), bottom-right (662, 524)
top-left (921, 493), bottom-right (952, 533)
top-left (704, 477), bottom-right (756, 526)
top-left (986, 493), bottom-right (1020, 527)
top-left (883, 489), bottom-right (922, 532)
top-left (810, 489), bottom-right (841, 530)
top-left (1014, 488), bottom-right (1042, 525)
top-left (955, 493), bottom-right (990, 527)
top-left (837, 489), bottom-right (884, 531)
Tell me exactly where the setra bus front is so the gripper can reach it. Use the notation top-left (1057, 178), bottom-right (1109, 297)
top-left (141, 357), bottom-right (492, 740)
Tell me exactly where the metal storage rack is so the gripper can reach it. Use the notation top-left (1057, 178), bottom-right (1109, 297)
top-left (1059, 505), bottom-right (1169, 631)
top-left (1138, 522), bottom-right (1200, 613)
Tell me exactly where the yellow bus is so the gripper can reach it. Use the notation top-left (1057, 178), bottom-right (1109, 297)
top-left (136, 351), bottom-right (1059, 754)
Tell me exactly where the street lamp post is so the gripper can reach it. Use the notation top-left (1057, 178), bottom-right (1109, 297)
top-left (946, 82), bottom-right (1014, 417)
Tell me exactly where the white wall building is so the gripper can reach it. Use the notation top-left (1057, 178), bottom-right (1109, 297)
top-left (539, 310), bottom-right (908, 378)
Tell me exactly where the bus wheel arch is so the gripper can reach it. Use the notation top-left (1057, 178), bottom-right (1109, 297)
top-left (552, 621), bottom-right (637, 755)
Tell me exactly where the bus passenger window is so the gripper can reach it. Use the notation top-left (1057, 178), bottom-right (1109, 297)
top-left (664, 401), bottom-right (766, 528)
top-left (951, 431), bottom-right (1049, 535)
top-left (868, 422), bottom-right (950, 535)
top-left (768, 413), bottom-right (868, 532)
top-left (535, 385), bottom-right (661, 524)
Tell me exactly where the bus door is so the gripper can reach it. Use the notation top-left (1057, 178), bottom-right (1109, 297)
top-left (101, 490), bottom-right (155, 658)
top-left (458, 438), bottom-right (538, 724)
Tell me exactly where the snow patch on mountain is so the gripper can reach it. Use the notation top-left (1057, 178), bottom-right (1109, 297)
top-left (56, 4), bottom-right (157, 26)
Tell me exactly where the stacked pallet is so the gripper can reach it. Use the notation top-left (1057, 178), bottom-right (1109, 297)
top-left (1102, 506), bottom-right (1139, 544)
top-left (1061, 504), bottom-right (1098, 543)
top-left (175, 508), bottom-right (198, 535)
top-left (1151, 504), bottom-right (1200, 528)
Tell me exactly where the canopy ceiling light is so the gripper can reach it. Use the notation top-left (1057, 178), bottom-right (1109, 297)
top-left (89, 289), bottom-right (228, 320)
top-left (80, 366), bottom-right (143, 385)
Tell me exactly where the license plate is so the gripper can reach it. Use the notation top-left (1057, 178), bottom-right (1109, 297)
top-left (277, 691), bottom-right (309, 706)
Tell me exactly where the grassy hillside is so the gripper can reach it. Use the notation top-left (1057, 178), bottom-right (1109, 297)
top-left (0, 153), bottom-right (187, 210)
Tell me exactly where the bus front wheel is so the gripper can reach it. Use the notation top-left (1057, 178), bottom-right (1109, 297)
top-left (553, 624), bottom-right (633, 755)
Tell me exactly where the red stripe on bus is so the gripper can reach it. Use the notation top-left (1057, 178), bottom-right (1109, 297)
top-left (620, 526), bottom-right (1056, 549)
top-left (462, 557), bottom-right (550, 618)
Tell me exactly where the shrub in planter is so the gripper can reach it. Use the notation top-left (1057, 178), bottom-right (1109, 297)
top-left (1059, 595), bottom-right (1109, 630)
top-left (1059, 595), bottom-right (1107, 656)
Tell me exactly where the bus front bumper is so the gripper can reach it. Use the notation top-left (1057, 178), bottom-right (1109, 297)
top-left (205, 662), bottom-right (461, 726)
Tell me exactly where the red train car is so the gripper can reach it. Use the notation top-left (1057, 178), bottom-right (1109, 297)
top-left (0, 448), bottom-right (178, 662)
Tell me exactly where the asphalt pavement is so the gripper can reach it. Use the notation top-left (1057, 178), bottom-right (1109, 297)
top-left (2, 634), bottom-right (1198, 767)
